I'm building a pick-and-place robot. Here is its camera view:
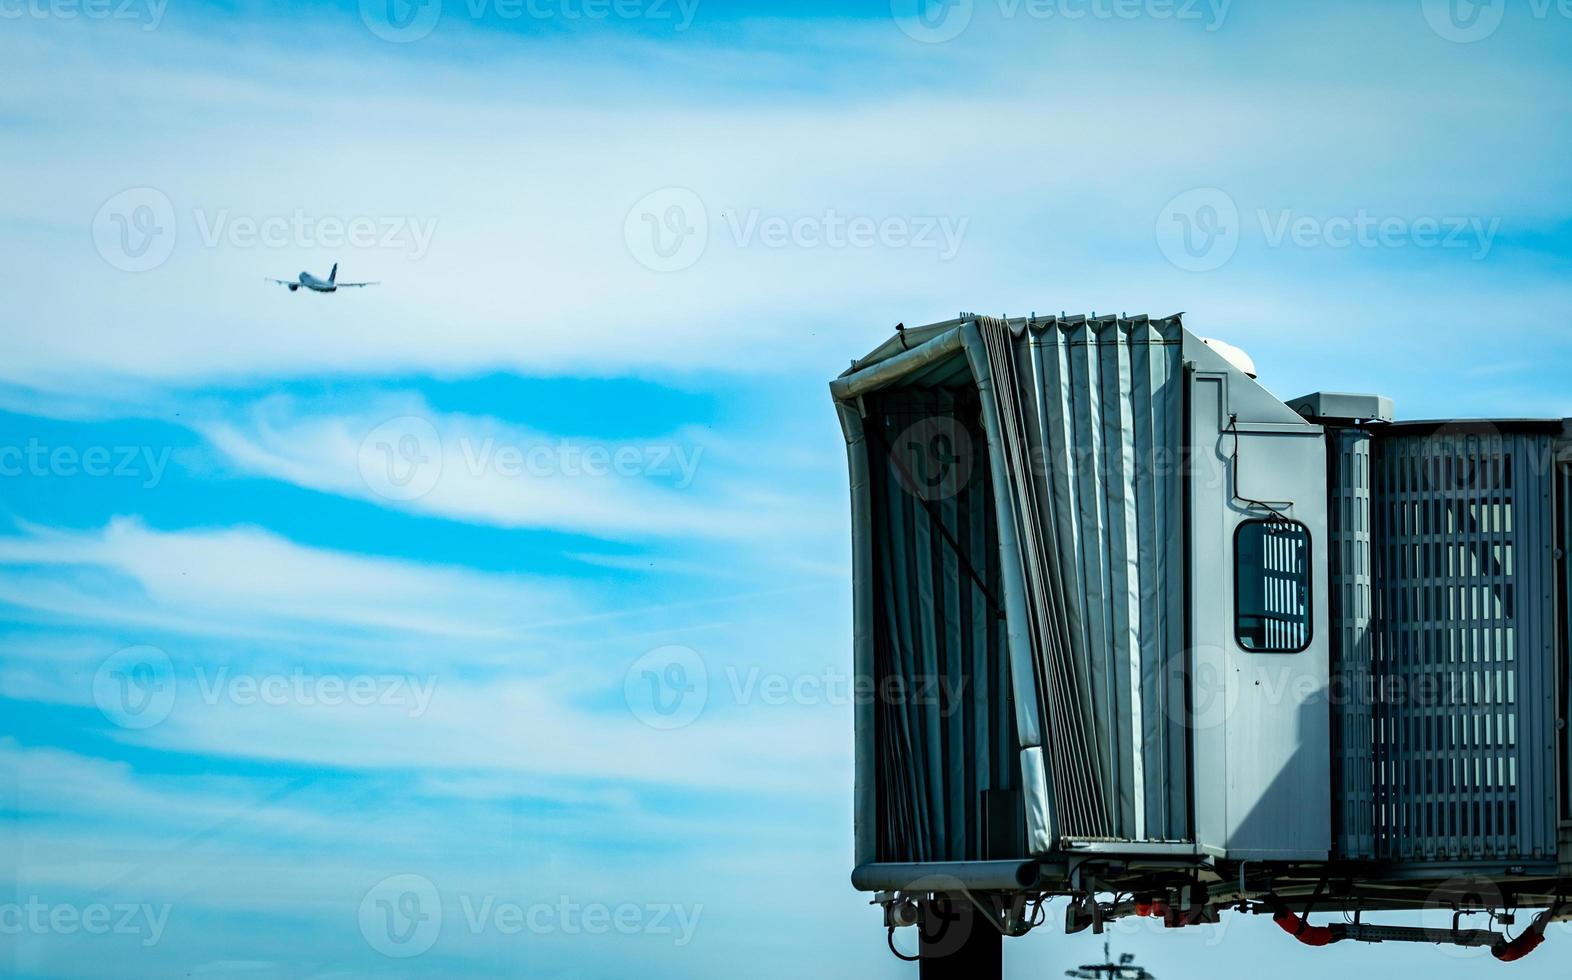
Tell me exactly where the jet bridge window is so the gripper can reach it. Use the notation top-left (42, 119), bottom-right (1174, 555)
top-left (1234, 519), bottom-right (1312, 653)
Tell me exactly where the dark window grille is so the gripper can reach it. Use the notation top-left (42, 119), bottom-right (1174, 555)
top-left (1235, 519), bottom-right (1313, 653)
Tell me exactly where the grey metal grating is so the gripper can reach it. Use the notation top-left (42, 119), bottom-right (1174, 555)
top-left (1330, 429), bottom-right (1375, 860)
top-left (1367, 429), bottom-right (1559, 864)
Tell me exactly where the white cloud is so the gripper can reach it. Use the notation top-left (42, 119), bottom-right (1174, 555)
top-left (195, 392), bottom-right (774, 540)
top-left (125, 671), bottom-right (846, 794)
top-left (0, 517), bottom-right (582, 641)
top-left (0, 736), bottom-right (868, 980)
top-left (0, 513), bottom-right (850, 796)
top-left (7, 7), bottom-right (1569, 977)
top-left (0, 738), bottom-right (347, 844)
top-left (0, 614), bottom-right (849, 796)
top-left (3, 6), bottom-right (1569, 392)
top-left (0, 734), bottom-right (866, 979)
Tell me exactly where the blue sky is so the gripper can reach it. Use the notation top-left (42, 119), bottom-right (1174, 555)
top-left (2, 0), bottom-right (1572, 976)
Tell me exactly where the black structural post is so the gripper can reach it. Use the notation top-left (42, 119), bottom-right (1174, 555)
top-left (918, 895), bottom-right (1002, 979)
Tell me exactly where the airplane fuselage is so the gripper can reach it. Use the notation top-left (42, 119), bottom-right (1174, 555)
top-left (272, 263), bottom-right (373, 293)
top-left (293, 272), bottom-right (338, 293)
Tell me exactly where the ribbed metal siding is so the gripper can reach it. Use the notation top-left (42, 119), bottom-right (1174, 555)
top-left (1368, 429), bottom-right (1559, 864)
top-left (1330, 429), bottom-right (1375, 860)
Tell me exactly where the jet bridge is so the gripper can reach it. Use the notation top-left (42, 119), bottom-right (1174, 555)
top-left (831, 313), bottom-right (1572, 975)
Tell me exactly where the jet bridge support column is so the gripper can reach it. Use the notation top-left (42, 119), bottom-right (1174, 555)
top-left (917, 896), bottom-right (1002, 979)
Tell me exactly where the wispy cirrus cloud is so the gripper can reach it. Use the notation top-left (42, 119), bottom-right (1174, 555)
top-left (4, 5), bottom-right (1572, 979)
top-left (0, 738), bottom-right (867, 980)
top-left (193, 391), bottom-right (801, 541)
top-left (0, 515), bottom-right (850, 795)
top-left (7, 4), bottom-right (1571, 397)
top-left (0, 517), bottom-right (583, 641)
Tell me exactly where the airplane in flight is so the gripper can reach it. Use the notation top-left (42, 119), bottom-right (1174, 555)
top-left (266, 263), bottom-right (378, 293)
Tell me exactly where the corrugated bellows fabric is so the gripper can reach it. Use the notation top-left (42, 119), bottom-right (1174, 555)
top-left (861, 314), bottom-right (1190, 859)
top-left (971, 316), bottom-right (1188, 844)
top-left (865, 386), bottom-right (1023, 862)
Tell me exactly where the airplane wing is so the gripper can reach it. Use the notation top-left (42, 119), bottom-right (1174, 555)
top-left (265, 278), bottom-right (297, 286)
top-left (335, 281), bottom-right (379, 288)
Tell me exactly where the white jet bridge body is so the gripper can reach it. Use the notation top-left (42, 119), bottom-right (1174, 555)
top-left (831, 313), bottom-right (1572, 970)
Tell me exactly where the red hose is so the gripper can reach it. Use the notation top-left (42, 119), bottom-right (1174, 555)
top-left (1491, 931), bottom-right (1544, 962)
top-left (1492, 903), bottom-right (1563, 962)
top-left (1271, 907), bottom-right (1339, 947)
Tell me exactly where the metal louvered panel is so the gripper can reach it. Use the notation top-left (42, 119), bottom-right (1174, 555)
top-left (1369, 429), bottom-right (1559, 865)
top-left (1330, 429), bottom-right (1375, 860)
